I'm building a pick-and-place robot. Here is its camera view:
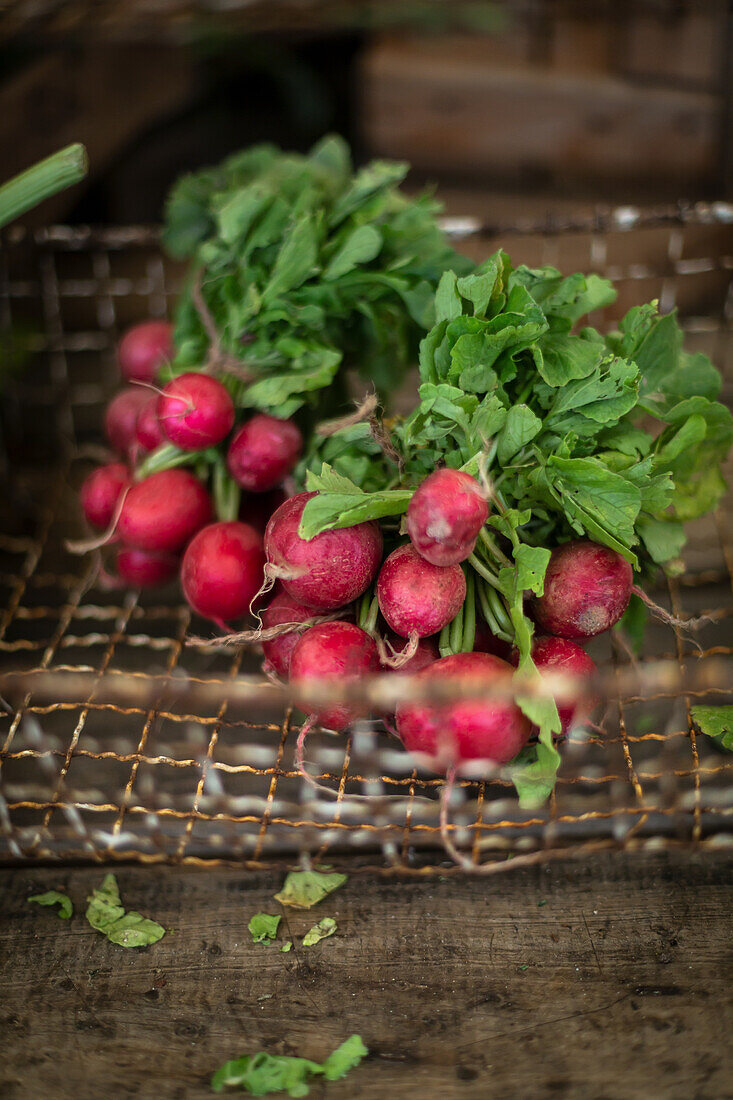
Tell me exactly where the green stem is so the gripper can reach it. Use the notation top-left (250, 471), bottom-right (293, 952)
top-left (0, 144), bottom-right (88, 229)
top-left (468, 552), bottom-right (503, 591)
top-left (357, 590), bottom-right (373, 631)
top-left (449, 598), bottom-right (464, 655)
top-left (461, 568), bottom-right (476, 652)
top-left (364, 595), bottom-right (380, 636)
top-left (136, 443), bottom-right (198, 479)
top-left (486, 583), bottom-right (514, 635)
top-left (213, 462), bottom-right (241, 522)
top-left (477, 580), bottom-right (512, 643)
top-left (478, 526), bottom-right (512, 568)
top-left (438, 621), bottom-right (453, 658)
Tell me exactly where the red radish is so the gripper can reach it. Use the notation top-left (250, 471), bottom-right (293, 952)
top-left (227, 414), bottom-right (303, 492)
top-left (377, 543), bottom-right (466, 638)
top-left (396, 652), bottom-right (531, 773)
top-left (265, 492), bottom-right (383, 612)
top-left (406, 468), bottom-right (488, 566)
top-left (135, 396), bottom-right (166, 453)
top-left (80, 463), bottom-right (130, 529)
top-left (514, 635), bottom-right (597, 735)
top-left (261, 590), bottom-right (323, 678)
top-left (381, 631), bottom-right (439, 674)
top-left (181, 521), bottom-right (265, 628)
top-left (117, 469), bottom-right (212, 553)
top-left (289, 621), bottom-right (380, 731)
top-left (116, 547), bottom-right (179, 587)
top-left (157, 372), bottom-right (235, 450)
top-left (105, 388), bottom-right (150, 457)
top-left (117, 320), bottom-right (173, 383)
top-left (473, 619), bottom-right (512, 662)
top-left (240, 488), bottom-right (287, 535)
top-left (532, 539), bottom-right (633, 639)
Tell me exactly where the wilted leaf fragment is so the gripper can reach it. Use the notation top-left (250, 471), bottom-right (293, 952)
top-left (302, 918), bottom-right (337, 947)
top-left (28, 890), bottom-right (73, 919)
top-left (85, 873), bottom-right (165, 948)
top-left (274, 871), bottom-right (347, 909)
top-left (249, 913), bottom-right (282, 945)
top-left (210, 1035), bottom-right (367, 1096)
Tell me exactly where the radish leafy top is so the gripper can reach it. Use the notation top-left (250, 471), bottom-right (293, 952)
top-left (162, 135), bottom-right (471, 420)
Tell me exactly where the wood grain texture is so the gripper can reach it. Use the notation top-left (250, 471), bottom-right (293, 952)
top-left (1, 853), bottom-right (732, 1099)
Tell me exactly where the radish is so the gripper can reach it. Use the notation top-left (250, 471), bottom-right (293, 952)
top-left (377, 543), bottom-right (466, 638)
top-left (261, 590), bottom-right (325, 678)
top-left (396, 651), bottom-right (532, 773)
top-left (264, 492), bottom-right (383, 611)
top-left (289, 621), bottom-right (380, 731)
top-left (134, 396), bottom-right (166, 453)
top-left (117, 469), bottom-right (212, 553)
top-left (117, 320), bottom-right (173, 383)
top-left (116, 547), bottom-right (179, 587)
top-left (532, 539), bottom-right (633, 638)
top-left (157, 372), bottom-right (235, 451)
top-left (80, 463), bottom-right (130, 529)
top-left (181, 521), bottom-right (265, 628)
top-left (105, 388), bottom-right (150, 457)
top-left (516, 635), bottom-right (597, 735)
top-left (227, 414), bottom-right (303, 492)
top-left (406, 468), bottom-right (488, 566)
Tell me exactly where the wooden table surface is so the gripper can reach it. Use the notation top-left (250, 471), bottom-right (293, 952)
top-left (1, 852), bottom-right (731, 1100)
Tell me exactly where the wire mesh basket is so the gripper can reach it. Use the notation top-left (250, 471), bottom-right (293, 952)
top-left (1, 204), bottom-right (732, 873)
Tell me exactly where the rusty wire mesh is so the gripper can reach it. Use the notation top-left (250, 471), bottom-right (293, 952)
top-left (0, 204), bottom-right (732, 873)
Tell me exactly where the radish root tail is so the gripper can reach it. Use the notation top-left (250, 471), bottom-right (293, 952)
top-left (376, 630), bottom-right (419, 669)
top-left (631, 585), bottom-right (714, 633)
top-left (66, 484), bottom-right (130, 555)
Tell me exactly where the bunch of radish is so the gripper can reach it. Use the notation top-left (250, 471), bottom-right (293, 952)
top-left (79, 321), bottom-right (303, 620)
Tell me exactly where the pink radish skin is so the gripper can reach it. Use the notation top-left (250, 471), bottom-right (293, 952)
top-left (532, 539), bottom-right (633, 639)
top-left (396, 651), bottom-right (532, 773)
top-left (406, 468), bottom-right (488, 566)
top-left (117, 469), bottom-right (212, 553)
top-left (514, 635), bottom-right (597, 734)
top-left (261, 591), bottom-right (323, 678)
top-left (377, 543), bottom-right (466, 638)
top-left (289, 621), bottom-right (380, 731)
top-left (118, 320), bottom-right (173, 383)
top-left (227, 414), bottom-right (303, 492)
top-left (105, 388), bottom-right (150, 457)
top-left (181, 521), bottom-right (265, 628)
top-left (80, 463), bottom-right (130, 529)
top-left (135, 396), bottom-right (166, 452)
top-left (265, 492), bottom-right (383, 612)
top-left (117, 547), bottom-right (179, 587)
top-left (157, 372), bottom-right (235, 451)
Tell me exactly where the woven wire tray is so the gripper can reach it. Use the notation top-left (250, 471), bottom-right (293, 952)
top-left (1, 204), bottom-right (732, 873)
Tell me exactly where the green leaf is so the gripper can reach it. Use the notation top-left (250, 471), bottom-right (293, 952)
top-left (511, 741), bottom-right (562, 809)
top-left (497, 545), bottom-right (551, 601)
top-left (637, 516), bottom-right (686, 564)
top-left (322, 1036), bottom-right (369, 1081)
top-left (690, 706), bottom-right (733, 752)
top-left (249, 913), bottom-right (282, 945)
top-left (299, 489), bottom-right (412, 539)
top-left (262, 215), bottom-right (319, 302)
top-left (536, 334), bottom-right (602, 387)
top-left (546, 455), bottom-right (641, 561)
top-left (85, 874), bottom-right (165, 948)
top-left (28, 890), bottom-right (73, 919)
top-left (210, 1035), bottom-right (367, 1096)
top-left (302, 917), bottom-right (337, 947)
top-left (323, 225), bottom-right (382, 280)
top-left (242, 349), bottom-right (342, 417)
top-left (496, 405), bottom-right (543, 464)
top-left (434, 270), bottom-right (463, 322)
top-left (280, 942), bottom-right (293, 953)
top-left (274, 871), bottom-right (347, 909)
top-left (304, 462), bottom-right (364, 495)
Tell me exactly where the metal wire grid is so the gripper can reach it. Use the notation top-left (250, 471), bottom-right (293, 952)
top-left (0, 205), bottom-right (732, 872)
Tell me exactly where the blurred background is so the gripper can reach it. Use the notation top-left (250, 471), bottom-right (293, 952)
top-left (2, 0), bottom-right (731, 227)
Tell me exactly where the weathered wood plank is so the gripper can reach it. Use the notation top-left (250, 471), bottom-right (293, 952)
top-left (1, 853), bottom-right (731, 1099)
